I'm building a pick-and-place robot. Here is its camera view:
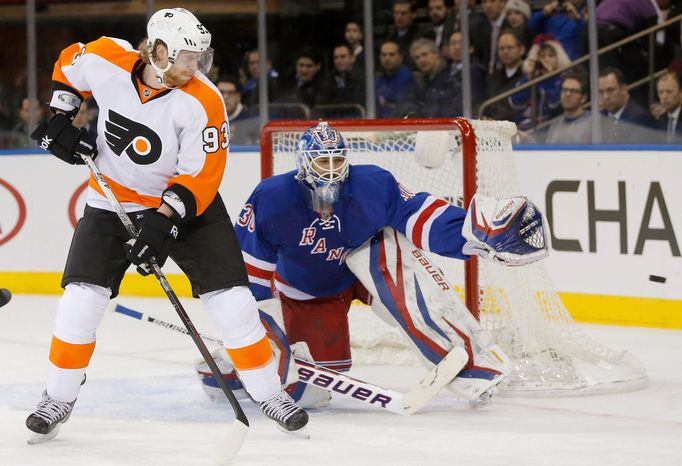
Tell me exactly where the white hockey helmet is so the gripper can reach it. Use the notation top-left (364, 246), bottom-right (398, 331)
top-left (146, 8), bottom-right (213, 83)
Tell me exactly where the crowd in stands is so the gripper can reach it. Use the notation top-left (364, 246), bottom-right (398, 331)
top-left (2, 0), bottom-right (682, 148)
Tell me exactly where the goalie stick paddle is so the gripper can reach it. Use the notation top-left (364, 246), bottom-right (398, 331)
top-left (111, 302), bottom-right (468, 415)
top-left (81, 155), bottom-right (247, 464)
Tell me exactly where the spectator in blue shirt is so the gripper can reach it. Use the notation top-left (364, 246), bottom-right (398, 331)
top-left (529, 1), bottom-right (585, 60)
top-left (375, 40), bottom-right (417, 118)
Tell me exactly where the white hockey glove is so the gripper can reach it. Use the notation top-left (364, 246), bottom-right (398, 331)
top-left (462, 194), bottom-right (550, 266)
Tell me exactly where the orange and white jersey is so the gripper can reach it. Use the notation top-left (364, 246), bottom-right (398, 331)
top-left (52, 36), bottom-right (229, 217)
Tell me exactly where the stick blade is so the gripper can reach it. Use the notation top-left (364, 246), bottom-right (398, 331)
top-left (402, 346), bottom-right (468, 415)
top-left (213, 419), bottom-right (249, 464)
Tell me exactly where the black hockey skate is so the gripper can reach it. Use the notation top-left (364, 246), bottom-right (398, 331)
top-left (26, 391), bottom-right (76, 444)
top-left (259, 390), bottom-right (310, 438)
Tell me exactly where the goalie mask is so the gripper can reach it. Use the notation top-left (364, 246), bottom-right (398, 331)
top-left (147, 8), bottom-right (213, 85)
top-left (296, 123), bottom-right (349, 214)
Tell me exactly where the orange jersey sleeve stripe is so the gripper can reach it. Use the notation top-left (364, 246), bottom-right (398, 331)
top-left (52, 43), bottom-right (92, 99)
top-left (226, 336), bottom-right (273, 371)
top-left (89, 174), bottom-right (161, 209)
top-left (53, 37), bottom-right (138, 97)
top-left (173, 79), bottom-right (228, 216)
top-left (49, 335), bottom-right (96, 369)
top-left (84, 36), bottom-right (139, 73)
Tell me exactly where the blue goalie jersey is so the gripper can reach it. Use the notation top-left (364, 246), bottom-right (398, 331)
top-left (235, 165), bottom-right (470, 301)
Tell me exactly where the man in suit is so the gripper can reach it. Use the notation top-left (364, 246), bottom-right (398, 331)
top-left (442, 0), bottom-right (491, 69)
top-left (424, 0), bottom-right (450, 55)
top-left (482, 30), bottom-right (525, 121)
top-left (323, 42), bottom-right (365, 107)
top-left (481, 0), bottom-right (508, 74)
top-left (598, 67), bottom-right (655, 143)
top-left (448, 30), bottom-right (487, 115)
top-left (653, 71), bottom-right (682, 144)
top-left (385, 0), bottom-right (426, 70)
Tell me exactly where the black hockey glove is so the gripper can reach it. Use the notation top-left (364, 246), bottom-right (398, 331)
top-left (30, 113), bottom-right (97, 165)
top-left (127, 211), bottom-right (179, 276)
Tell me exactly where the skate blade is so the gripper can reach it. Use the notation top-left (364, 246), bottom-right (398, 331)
top-left (276, 424), bottom-right (310, 439)
top-left (27, 425), bottom-right (60, 445)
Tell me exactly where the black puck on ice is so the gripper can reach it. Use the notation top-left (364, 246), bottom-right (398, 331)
top-left (0, 288), bottom-right (11, 307)
top-left (649, 275), bottom-right (667, 284)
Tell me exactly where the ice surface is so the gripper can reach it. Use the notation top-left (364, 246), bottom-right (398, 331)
top-left (1, 295), bottom-right (680, 466)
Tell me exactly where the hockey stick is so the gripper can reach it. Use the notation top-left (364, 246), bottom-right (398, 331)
top-left (81, 155), bottom-right (246, 464)
top-left (111, 302), bottom-right (468, 415)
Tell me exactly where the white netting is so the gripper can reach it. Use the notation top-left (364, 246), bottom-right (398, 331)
top-left (266, 119), bottom-right (647, 396)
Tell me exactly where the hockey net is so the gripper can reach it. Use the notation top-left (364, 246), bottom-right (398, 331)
top-left (260, 118), bottom-right (647, 397)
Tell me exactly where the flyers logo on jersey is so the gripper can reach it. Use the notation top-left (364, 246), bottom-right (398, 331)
top-left (104, 110), bottom-right (163, 165)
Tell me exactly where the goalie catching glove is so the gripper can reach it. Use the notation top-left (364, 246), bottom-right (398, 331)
top-left (462, 194), bottom-right (550, 266)
top-left (30, 113), bottom-right (97, 165)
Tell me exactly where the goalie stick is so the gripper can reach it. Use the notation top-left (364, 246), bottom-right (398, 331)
top-left (111, 302), bottom-right (468, 415)
top-left (81, 155), bottom-right (247, 465)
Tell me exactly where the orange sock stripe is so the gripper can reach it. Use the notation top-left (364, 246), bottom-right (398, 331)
top-left (49, 335), bottom-right (96, 369)
top-left (227, 336), bottom-right (273, 371)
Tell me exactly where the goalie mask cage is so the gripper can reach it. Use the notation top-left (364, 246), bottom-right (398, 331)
top-left (260, 118), bottom-right (647, 397)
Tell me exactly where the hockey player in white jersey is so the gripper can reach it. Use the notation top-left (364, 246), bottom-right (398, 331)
top-left (199, 122), bottom-right (550, 409)
top-left (26, 7), bottom-right (308, 444)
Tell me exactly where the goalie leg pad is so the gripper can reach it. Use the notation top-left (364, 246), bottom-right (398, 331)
top-left (196, 309), bottom-right (331, 409)
top-left (201, 287), bottom-right (280, 401)
top-left (347, 228), bottom-right (512, 401)
top-left (286, 342), bottom-right (331, 409)
top-left (195, 348), bottom-right (250, 403)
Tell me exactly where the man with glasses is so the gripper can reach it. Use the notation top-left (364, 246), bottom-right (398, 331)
top-left (218, 77), bottom-right (259, 145)
top-left (546, 71), bottom-right (591, 143)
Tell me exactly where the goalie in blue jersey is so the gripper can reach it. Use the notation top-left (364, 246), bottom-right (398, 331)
top-left (198, 122), bottom-right (550, 409)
